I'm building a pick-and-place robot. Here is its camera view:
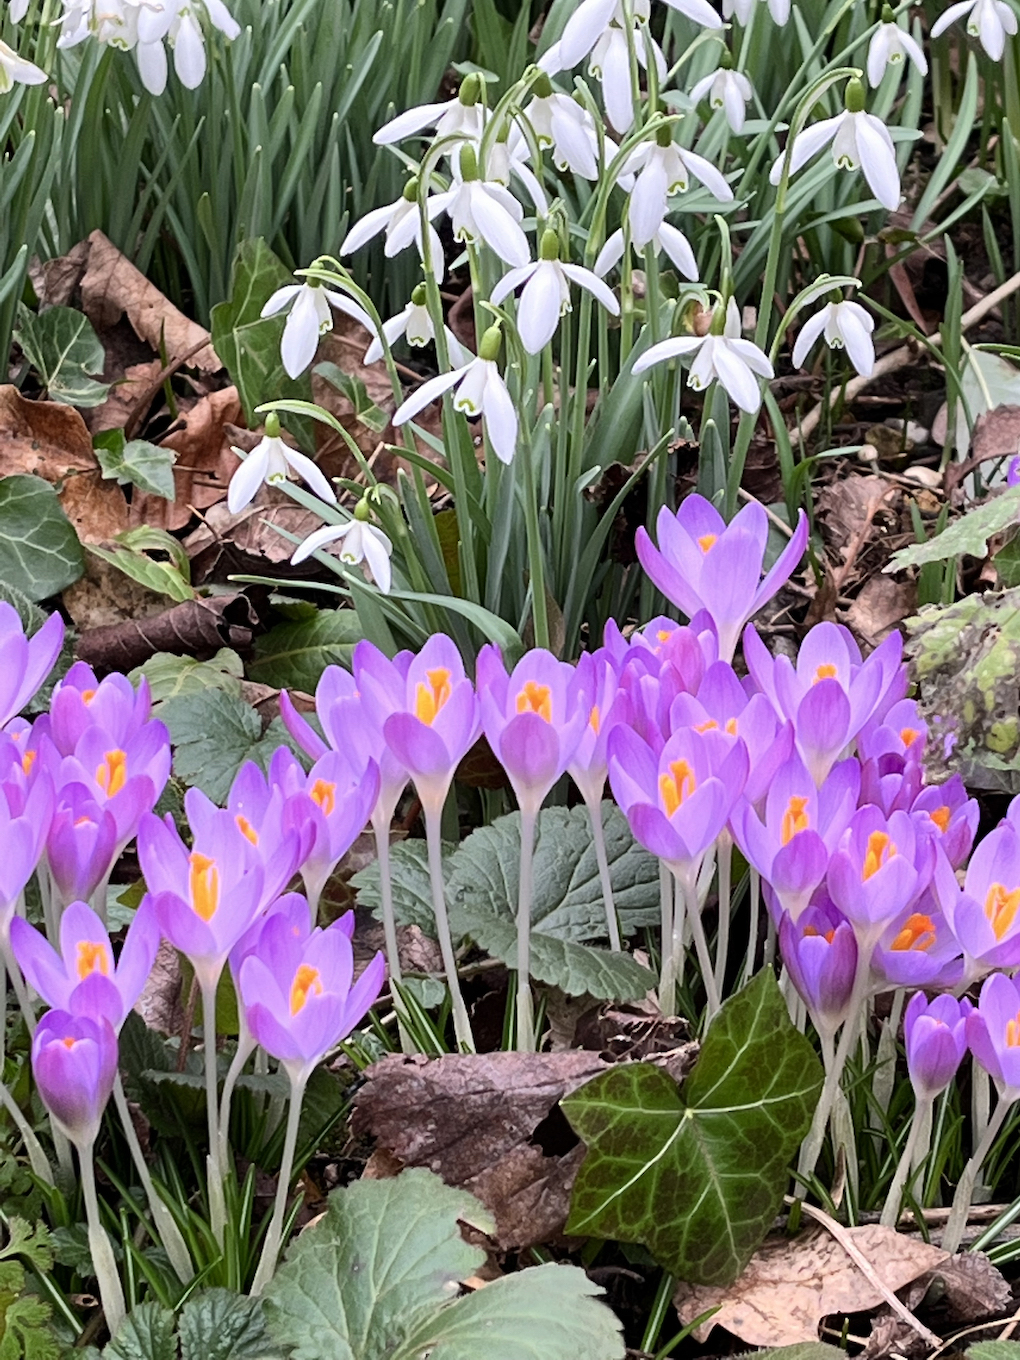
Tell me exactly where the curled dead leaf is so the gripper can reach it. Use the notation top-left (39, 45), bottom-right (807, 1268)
top-left (75, 592), bottom-right (258, 672)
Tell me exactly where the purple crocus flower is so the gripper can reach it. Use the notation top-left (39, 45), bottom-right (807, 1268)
top-left (635, 496), bottom-right (809, 663)
top-left (0, 604), bottom-right (63, 729)
top-left (45, 664), bottom-right (153, 756)
top-left (670, 660), bottom-right (794, 806)
top-left (904, 992), bottom-right (970, 1101)
top-left (606, 613), bottom-right (719, 693)
top-left (31, 1008), bottom-right (118, 1147)
top-left (744, 621), bottom-right (903, 785)
top-left (732, 752), bottom-right (859, 922)
top-left (608, 724), bottom-right (748, 870)
top-left (779, 900), bottom-right (858, 1037)
top-left (271, 746), bottom-right (380, 911)
top-left (478, 646), bottom-right (588, 815)
top-left (966, 971), bottom-right (1020, 1095)
top-left (0, 774), bottom-right (53, 940)
top-left (935, 822), bottom-right (1020, 984)
top-left (48, 720), bottom-right (171, 850)
top-left (11, 897), bottom-right (159, 1031)
top-left (137, 809), bottom-right (267, 990)
top-left (616, 664), bottom-right (684, 755)
top-left (911, 776), bottom-right (978, 869)
top-left (871, 890), bottom-right (964, 991)
top-left (45, 785), bottom-right (118, 909)
top-left (858, 698), bottom-right (928, 765)
top-left (827, 805), bottom-right (934, 951)
top-left (239, 912), bottom-right (385, 1082)
top-left (186, 768), bottom-right (306, 908)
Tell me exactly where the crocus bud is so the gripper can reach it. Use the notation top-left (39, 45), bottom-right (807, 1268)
top-left (779, 901), bottom-right (857, 1037)
top-left (904, 992), bottom-right (969, 1101)
top-left (32, 1009), bottom-right (118, 1148)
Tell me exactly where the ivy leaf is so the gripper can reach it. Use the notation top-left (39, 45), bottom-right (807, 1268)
top-left (159, 691), bottom-right (264, 801)
top-left (389, 1263), bottom-right (624, 1360)
top-left (103, 1301), bottom-right (176, 1360)
top-left (14, 305), bottom-right (109, 408)
top-left (0, 474), bottom-right (84, 601)
top-left (210, 239), bottom-right (315, 450)
top-left (247, 609), bottom-right (362, 692)
top-left (969, 1344), bottom-right (1020, 1360)
top-left (130, 650), bottom-right (245, 703)
top-left (886, 486), bottom-right (1020, 571)
top-left (314, 362), bottom-right (388, 434)
top-left (263, 1168), bottom-right (493, 1360)
top-left (93, 429), bottom-right (176, 501)
top-left (562, 969), bottom-right (822, 1286)
top-left (178, 1289), bottom-right (286, 1360)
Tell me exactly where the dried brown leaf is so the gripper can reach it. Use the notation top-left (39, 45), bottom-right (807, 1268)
top-left (844, 574), bottom-right (917, 648)
top-left (673, 1225), bottom-right (947, 1347)
top-left (972, 406), bottom-right (1020, 463)
top-left (62, 553), bottom-right (169, 632)
top-left (75, 592), bottom-right (258, 672)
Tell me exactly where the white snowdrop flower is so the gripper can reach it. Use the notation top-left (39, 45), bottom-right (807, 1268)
top-left (292, 503), bottom-right (393, 593)
top-left (9, 0), bottom-right (29, 21)
top-left (867, 9), bottom-right (928, 86)
top-left (485, 131), bottom-right (549, 216)
top-left (126, 0), bottom-right (236, 92)
top-left (633, 297), bottom-right (773, 414)
top-left (429, 144), bottom-right (529, 268)
top-left (261, 278), bottom-right (374, 380)
top-left (227, 413), bottom-right (337, 513)
top-left (722, 0), bottom-right (790, 25)
top-left (339, 178), bottom-right (447, 283)
top-left (373, 72), bottom-right (487, 150)
top-left (363, 284), bottom-right (468, 366)
top-left (58, 0), bottom-right (140, 51)
top-left (590, 19), bottom-right (664, 133)
top-left (393, 324), bottom-right (518, 465)
top-left (793, 298), bottom-right (875, 377)
top-left (0, 38), bottom-right (46, 90)
top-left (490, 230), bottom-right (620, 354)
top-left (689, 66), bottom-right (754, 134)
top-left (541, 0), bottom-right (720, 78)
top-left (594, 221), bottom-right (699, 282)
top-left (622, 127), bottom-right (733, 247)
top-left (931, 0), bottom-right (1017, 60)
top-left (768, 79), bottom-right (900, 212)
top-left (522, 81), bottom-right (608, 179)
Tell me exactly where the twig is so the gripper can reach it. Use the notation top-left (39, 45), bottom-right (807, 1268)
top-left (737, 487), bottom-right (795, 537)
top-left (788, 1198), bottom-right (943, 1349)
top-left (123, 337), bottom-right (214, 441)
top-left (925, 1305), bottom-right (1020, 1360)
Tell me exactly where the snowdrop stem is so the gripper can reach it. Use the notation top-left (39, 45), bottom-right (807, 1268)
top-left (515, 806), bottom-right (538, 1053)
top-left (113, 1074), bottom-right (194, 1283)
top-left (423, 800), bottom-right (475, 1053)
top-left (80, 1142), bottom-right (126, 1339)
top-left (943, 1092), bottom-right (1014, 1254)
top-left (250, 1071), bottom-right (306, 1296)
top-left (519, 420), bottom-right (550, 651)
top-left (880, 1096), bottom-right (933, 1229)
top-left (587, 798), bottom-right (621, 952)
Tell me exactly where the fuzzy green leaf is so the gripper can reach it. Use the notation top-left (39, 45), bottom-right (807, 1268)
top-left (247, 609), bottom-right (362, 692)
top-left (0, 475), bottom-right (84, 601)
top-left (562, 969), bottom-right (822, 1286)
top-left (887, 486), bottom-right (1020, 571)
top-left (131, 649), bottom-right (244, 703)
top-left (159, 690), bottom-right (263, 800)
top-left (178, 1289), bottom-right (286, 1360)
top-left (103, 1301), bottom-right (176, 1360)
top-left (351, 839), bottom-right (458, 938)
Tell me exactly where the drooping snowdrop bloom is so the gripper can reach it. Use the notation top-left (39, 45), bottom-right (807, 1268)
top-left (622, 126), bottom-right (733, 247)
top-left (769, 78), bottom-right (901, 212)
top-left (722, 0), bottom-right (789, 25)
top-left (0, 39), bottom-right (46, 91)
top-left (430, 144), bottom-right (529, 268)
top-left (689, 65), bottom-right (754, 135)
top-left (57, 0), bottom-right (140, 54)
top-left (373, 72), bottom-right (487, 150)
top-left (541, 0), bottom-right (721, 88)
top-left (393, 323), bottom-right (518, 464)
top-left (522, 79), bottom-right (607, 179)
top-left (291, 499), bottom-right (394, 593)
top-left (340, 178), bottom-right (447, 282)
top-left (595, 220), bottom-right (699, 282)
top-left (364, 284), bottom-right (467, 365)
top-left (491, 230), bottom-right (620, 354)
top-left (931, 0), bottom-right (1017, 60)
top-left (634, 296), bottom-right (773, 414)
top-left (793, 298), bottom-right (876, 377)
top-left (227, 412), bottom-right (336, 513)
top-left (261, 278), bottom-right (374, 380)
top-left (125, 0), bottom-right (238, 94)
top-left (867, 8), bottom-right (928, 87)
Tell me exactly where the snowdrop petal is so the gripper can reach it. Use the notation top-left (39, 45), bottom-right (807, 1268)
top-left (360, 526), bottom-right (393, 593)
top-left (324, 291), bottom-right (376, 335)
top-left (135, 39), bottom-right (167, 94)
top-left (727, 336), bottom-right (775, 378)
top-left (977, 0), bottom-right (1007, 57)
top-left (661, 0), bottom-right (724, 24)
top-left (656, 222), bottom-right (699, 280)
top-left (341, 202), bottom-right (399, 256)
top-left (393, 367), bottom-right (465, 425)
top-left (550, 106), bottom-right (598, 177)
top-left (282, 449), bottom-right (337, 504)
top-left (682, 149), bottom-right (734, 202)
top-left (173, 15), bottom-right (206, 89)
top-left (930, 0), bottom-right (975, 35)
top-left (628, 155), bottom-right (670, 248)
top-left (855, 113), bottom-right (901, 209)
top-left (561, 262), bottom-right (621, 315)
top-left (900, 29), bottom-right (928, 71)
top-left (712, 340), bottom-right (764, 413)
top-left (468, 188), bottom-right (530, 267)
top-left (205, 0), bottom-right (239, 36)
top-left (600, 30), bottom-right (635, 133)
top-left (363, 310), bottom-right (411, 366)
top-left (373, 99), bottom-right (452, 145)
top-left (632, 335), bottom-right (704, 374)
top-left (769, 115), bottom-right (841, 184)
top-left (593, 229), bottom-right (625, 277)
top-left (867, 27), bottom-right (893, 87)
top-left (838, 306), bottom-right (876, 376)
top-left (227, 446), bottom-right (269, 514)
top-left (291, 523), bottom-right (352, 565)
top-left (517, 264), bottom-right (565, 353)
top-left (281, 290), bottom-right (324, 379)
top-left (723, 78), bottom-right (747, 133)
top-left (792, 309), bottom-right (828, 368)
top-left (261, 284), bottom-right (301, 318)
top-left (480, 371), bottom-right (519, 465)
top-left (689, 73), bottom-right (714, 103)
top-left (559, 0), bottom-right (616, 68)
top-left (490, 264), bottom-right (537, 308)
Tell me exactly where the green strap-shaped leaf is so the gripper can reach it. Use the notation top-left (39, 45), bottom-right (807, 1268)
top-left (562, 969), bottom-right (822, 1287)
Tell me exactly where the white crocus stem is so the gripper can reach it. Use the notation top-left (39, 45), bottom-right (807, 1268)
top-left (0, 38), bottom-right (46, 89)
top-left (867, 19), bottom-right (927, 87)
top-left (623, 134), bottom-right (734, 245)
top-left (291, 513), bottom-right (393, 593)
top-left (250, 1067), bottom-right (307, 1296)
top-left (227, 413), bottom-right (337, 513)
top-left (880, 1095), bottom-right (933, 1228)
top-left (943, 1089), bottom-right (1016, 1253)
top-left (261, 280), bottom-right (374, 379)
top-left (931, 0), bottom-right (1017, 59)
top-left (634, 297), bottom-right (774, 414)
top-left (422, 794), bottom-right (476, 1053)
top-left (594, 222), bottom-right (699, 281)
top-left (689, 68), bottom-right (754, 134)
top-left (768, 79), bottom-right (901, 211)
top-left (393, 325), bottom-right (518, 464)
top-left (491, 233), bottom-right (620, 354)
top-left (80, 1143), bottom-right (126, 1338)
top-left (792, 298), bottom-right (875, 376)
top-left (516, 803), bottom-right (539, 1053)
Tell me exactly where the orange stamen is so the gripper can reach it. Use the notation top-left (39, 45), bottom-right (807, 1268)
top-left (589, 705), bottom-right (600, 734)
top-left (695, 719), bottom-right (719, 733)
top-left (96, 749), bottom-right (127, 797)
top-left (21, 750), bottom-right (35, 775)
top-left (516, 681), bottom-right (552, 722)
top-left (414, 668), bottom-right (452, 725)
top-left (236, 814), bottom-right (259, 846)
top-left (901, 727), bottom-right (920, 748)
top-left (76, 940), bottom-right (111, 979)
top-left (82, 689), bottom-right (96, 704)
top-left (1008, 1013), bottom-right (1020, 1048)
top-left (781, 796), bottom-right (810, 845)
top-left (985, 883), bottom-right (1020, 941)
top-left (812, 663), bottom-right (838, 684)
top-left (890, 913), bottom-right (936, 952)
top-left (660, 759), bottom-right (696, 817)
top-left (697, 533), bottom-right (718, 553)
top-left (930, 806), bottom-right (951, 834)
top-left (724, 717), bottom-right (738, 736)
top-left (290, 964), bottom-right (323, 1015)
top-left (189, 853), bottom-right (219, 922)
top-left (862, 830), bottom-right (895, 880)
top-left (310, 779), bottom-right (337, 816)
top-left (804, 925), bottom-right (836, 944)
top-left (62, 1036), bottom-right (76, 1049)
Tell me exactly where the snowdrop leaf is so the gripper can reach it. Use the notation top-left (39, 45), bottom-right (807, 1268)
top-left (0, 474), bottom-right (84, 601)
top-left (14, 305), bottom-right (109, 408)
top-left (563, 969), bottom-right (822, 1285)
top-left (247, 608), bottom-right (362, 691)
